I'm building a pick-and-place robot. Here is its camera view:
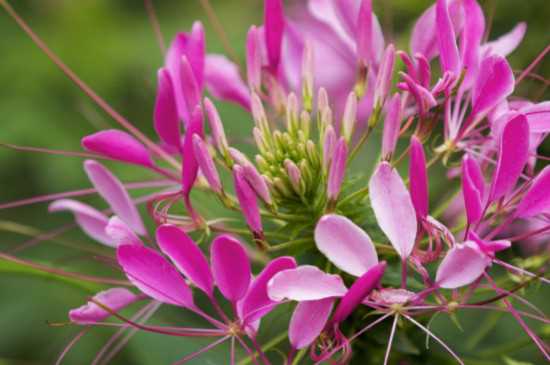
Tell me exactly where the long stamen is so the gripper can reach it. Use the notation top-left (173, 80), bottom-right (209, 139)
top-left (198, 0), bottom-right (240, 66)
top-left (55, 328), bottom-right (90, 365)
top-left (0, 0), bottom-right (180, 169)
top-left (143, 0), bottom-right (166, 55)
top-left (383, 314), bottom-right (399, 365)
top-left (171, 335), bottom-right (230, 365)
top-left (516, 44), bottom-right (550, 86)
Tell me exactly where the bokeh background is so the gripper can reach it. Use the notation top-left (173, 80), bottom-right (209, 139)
top-left (0, 0), bottom-right (549, 364)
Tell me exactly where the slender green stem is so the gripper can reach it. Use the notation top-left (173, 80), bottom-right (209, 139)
top-left (237, 332), bottom-right (288, 365)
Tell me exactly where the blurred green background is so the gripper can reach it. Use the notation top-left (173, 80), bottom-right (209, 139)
top-left (0, 0), bottom-right (548, 364)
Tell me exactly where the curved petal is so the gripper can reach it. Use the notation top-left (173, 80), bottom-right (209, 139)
top-left (459, 0), bottom-right (485, 88)
top-left (264, 0), bottom-right (285, 72)
top-left (409, 136), bottom-right (429, 218)
top-left (182, 106), bottom-right (205, 196)
top-left (210, 234), bottom-right (251, 302)
top-left (522, 101), bottom-right (550, 133)
top-left (105, 216), bottom-right (142, 246)
top-left (314, 214), bottom-right (378, 277)
top-left (289, 298), bottom-right (334, 350)
top-left (117, 244), bottom-right (194, 308)
top-left (204, 55), bottom-right (251, 110)
top-left (436, 242), bottom-right (488, 289)
top-left (49, 199), bottom-right (111, 246)
top-left (267, 265), bottom-right (347, 302)
top-left (157, 224), bottom-right (213, 297)
top-left (436, 0), bottom-right (460, 75)
top-left (154, 68), bottom-right (181, 149)
top-left (81, 130), bottom-right (153, 168)
top-left (369, 162), bottom-right (417, 259)
top-left (515, 165), bottom-right (550, 218)
top-left (84, 160), bottom-right (145, 235)
top-left (332, 262), bottom-right (386, 323)
top-left (462, 154), bottom-right (485, 224)
top-left (69, 288), bottom-right (140, 324)
top-left (482, 22), bottom-right (526, 57)
top-left (489, 114), bottom-right (529, 201)
top-left (240, 256), bottom-right (297, 323)
top-left (471, 55), bottom-right (514, 119)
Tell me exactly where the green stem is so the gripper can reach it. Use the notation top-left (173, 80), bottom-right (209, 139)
top-left (237, 331), bottom-right (288, 365)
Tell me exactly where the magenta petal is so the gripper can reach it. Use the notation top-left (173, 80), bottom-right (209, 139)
top-left (117, 244), bottom-right (195, 308)
top-left (436, 242), bottom-right (488, 289)
top-left (515, 166), bottom-right (550, 218)
top-left (314, 214), bottom-right (378, 277)
top-left (327, 137), bottom-right (348, 201)
top-left (204, 55), bottom-right (251, 111)
top-left (409, 136), bottom-right (429, 218)
top-left (522, 102), bottom-right (550, 133)
top-left (289, 298), bottom-right (334, 350)
top-left (105, 216), bottom-right (142, 246)
top-left (489, 114), bottom-right (529, 202)
top-left (49, 199), bottom-right (111, 246)
top-left (242, 164), bottom-right (272, 205)
top-left (182, 107), bottom-right (205, 196)
top-left (459, 0), bottom-right (485, 87)
top-left (471, 55), bottom-right (514, 118)
top-left (157, 224), bottom-right (214, 297)
top-left (180, 56), bottom-right (201, 120)
top-left (264, 0), bottom-right (285, 72)
top-left (369, 162), bottom-right (417, 259)
top-left (332, 262), bottom-right (386, 324)
top-left (267, 266), bottom-right (347, 301)
top-left (69, 288), bottom-right (140, 324)
top-left (81, 130), bottom-right (153, 168)
top-left (436, 0), bottom-right (460, 75)
top-left (356, 0), bottom-right (374, 65)
top-left (84, 160), bottom-right (145, 235)
top-left (192, 135), bottom-right (222, 194)
top-left (461, 154), bottom-right (485, 224)
top-left (211, 234), bottom-right (251, 302)
top-left (240, 256), bottom-right (297, 323)
top-left (381, 93), bottom-right (402, 158)
top-left (410, 4), bottom-right (439, 59)
top-left (233, 165), bottom-right (263, 234)
top-left (154, 68), bottom-right (181, 149)
top-left (483, 22), bottom-right (526, 57)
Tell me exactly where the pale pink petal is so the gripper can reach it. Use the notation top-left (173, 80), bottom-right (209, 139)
top-left (267, 265), bottom-right (347, 301)
top-left (203, 97), bottom-right (229, 153)
top-left (381, 93), bottom-right (402, 158)
top-left (327, 137), bottom-right (348, 201)
top-left (489, 114), bottom-right (529, 201)
top-left (289, 298), bottom-right (334, 350)
top-left (515, 165), bottom-right (550, 218)
top-left (436, 0), bottom-right (460, 75)
top-left (436, 241), bottom-right (488, 289)
top-left (69, 288), bottom-right (140, 324)
top-left (233, 165), bottom-right (263, 235)
top-left (154, 68), bottom-right (181, 149)
top-left (314, 214), bottom-right (378, 277)
top-left (81, 130), bottom-right (153, 168)
top-left (211, 234), bottom-right (251, 302)
top-left (482, 22), bottom-right (527, 57)
top-left (157, 224), bottom-right (214, 297)
top-left (49, 199), bottom-right (111, 246)
top-left (332, 262), bottom-right (386, 323)
top-left (117, 244), bottom-right (195, 308)
top-left (246, 25), bottom-right (262, 90)
top-left (204, 55), bottom-right (251, 110)
top-left (242, 164), bottom-right (272, 205)
top-left (105, 216), bottom-right (142, 246)
top-left (459, 0), bottom-right (485, 87)
top-left (84, 160), bottom-right (145, 235)
top-left (521, 101), bottom-right (550, 133)
top-left (369, 162), bottom-right (417, 259)
top-left (409, 136), bottom-right (429, 218)
top-left (471, 55), bottom-right (514, 119)
top-left (240, 256), bottom-right (297, 323)
top-left (192, 135), bottom-right (222, 194)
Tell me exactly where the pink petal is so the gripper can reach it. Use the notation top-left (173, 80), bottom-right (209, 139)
top-left (356, 0), bottom-right (374, 65)
top-left (482, 22), bottom-right (526, 57)
top-left (182, 106), bottom-right (205, 196)
top-left (204, 55), bottom-right (251, 111)
top-left (157, 224), bottom-right (214, 297)
top-left (267, 265), bottom-right (347, 301)
top-left (289, 298), bottom-right (334, 350)
top-left (242, 164), bottom-right (272, 205)
top-left (459, 0), bottom-right (485, 87)
top-left (210, 234), bottom-right (251, 302)
top-left (522, 101), bottom-right (550, 133)
top-left (49, 199), bottom-right (111, 246)
top-left (154, 68), bottom-right (181, 149)
top-left (314, 214), bottom-right (378, 277)
top-left (515, 165), bottom-right (550, 218)
top-left (69, 288), bottom-right (140, 324)
top-left (436, 241), bottom-right (488, 289)
top-left (327, 137), bottom-right (348, 201)
top-left (436, 0), bottom-right (460, 75)
top-left (233, 165), bottom-right (263, 235)
top-left (381, 93), bottom-right (402, 158)
top-left (468, 231), bottom-right (511, 256)
top-left (81, 130), bottom-right (153, 168)
top-left (117, 244), bottom-right (195, 308)
top-left (203, 97), bottom-right (229, 153)
top-left (461, 154), bottom-right (485, 224)
top-left (369, 162), bottom-right (417, 259)
top-left (264, 0), bottom-right (285, 72)
top-left (105, 216), bottom-right (143, 246)
top-left (332, 262), bottom-right (386, 323)
top-left (240, 256), bottom-right (297, 323)
top-left (471, 55), bottom-right (514, 118)
top-left (246, 25), bottom-right (262, 90)
top-left (192, 135), bottom-right (222, 194)
top-left (409, 136), bottom-right (429, 218)
top-left (489, 114), bottom-right (529, 201)
top-left (180, 56), bottom-right (201, 121)
top-left (84, 160), bottom-right (145, 235)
